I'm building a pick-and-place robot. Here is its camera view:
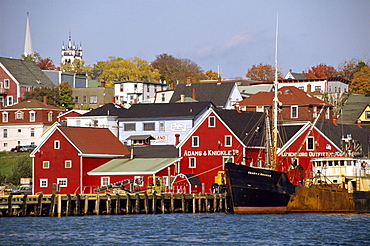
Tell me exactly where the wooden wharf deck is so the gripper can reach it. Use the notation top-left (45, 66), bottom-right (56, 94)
top-left (0, 192), bottom-right (229, 217)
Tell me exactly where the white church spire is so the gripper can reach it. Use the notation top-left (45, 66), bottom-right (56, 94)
top-left (24, 12), bottom-right (34, 56)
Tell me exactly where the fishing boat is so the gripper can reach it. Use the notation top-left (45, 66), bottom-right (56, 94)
top-left (225, 17), bottom-right (370, 213)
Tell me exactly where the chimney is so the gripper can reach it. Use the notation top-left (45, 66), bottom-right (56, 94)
top-left (130, 145), bottom-right (134, 160)
top-left (187, 77), bottom-right (191, 85)
top-left (192, 88), bottom-right (196, 100)
top-left (306, 83), bottom-right (311, 95)
top-left (175, 134), bottom-right (180, 146)
top-left (136, 75), bottom-right (140, 81)
top-left (357, 119), bottom-right (363, 128)
top-left (234, 102), bottom-right (242, 113)
top-left (289, 69), bottom-right (292, 72)
top-left (332, 115), bottom-right (338, 126)
top-left (180, 94), bottom-right (185, 102)
top-left (43, 96), bottom-right (48, 105)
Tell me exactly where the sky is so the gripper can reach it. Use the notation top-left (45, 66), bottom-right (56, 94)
top-left (0, 0), bottom-right (369, 79)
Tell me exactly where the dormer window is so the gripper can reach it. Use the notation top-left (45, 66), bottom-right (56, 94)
top-left (16, 111), bottom-right (24, 120)
top-left (29, 111), bottom-right (36, 122)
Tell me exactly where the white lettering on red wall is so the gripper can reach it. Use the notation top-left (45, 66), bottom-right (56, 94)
top-left (183, 149), bottom-right (239, 157)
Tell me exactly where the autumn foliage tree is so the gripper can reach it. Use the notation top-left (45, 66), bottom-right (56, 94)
top-left (305, 63), bottom-right (338, 79)
top-left (349, 65), bottom-right (370, 94)
top-left (205, 70), bottom-right (220, 80)
top-left (37, 57), bottom-right (57, 70)
top-left (245, 63), bottom-right (282, 81)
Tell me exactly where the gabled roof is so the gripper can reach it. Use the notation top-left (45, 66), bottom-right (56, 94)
top-left (338, 94), bottom-right (370, 124)
top-left (214, 108), bottom-right (265, 146)
top-left (58, 126), bottom-right (130, 155)
top-left (82, 103), bottom-right (126, 117)
top-left (0, 57), bottom-right (55, 87)
top-left (118, 102), bottom-right (214, 119)
top-left (169, 82), bottom-right (236, 107)
top-left (88, 157), bottom-right (181, 175)
top-left (127, 145), bottom-right (179, 158)
top-left (114, 80), bottom-right (167, 86)
top-left (3, 99), bottom-right (63, 111)
top-left (239, 86), bottom-right (333, 107)
top-left (57, 109), bottom-right (89, 119)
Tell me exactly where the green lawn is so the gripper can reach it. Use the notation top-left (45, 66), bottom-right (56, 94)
top-left (0, 152), bottom-right (30, 176)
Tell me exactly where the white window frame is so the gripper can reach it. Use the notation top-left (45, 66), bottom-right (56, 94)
top-left (29, 111), bottom-right (36, 122)
top-left (76, 119), bottom-right (81, 126)
top-left (40, 179), bottom-right (48, 187)
top-left (306, 136), bottom-right (315, 151)
top-left (325, 108), bottom-right (330, 119)
top-left (101, 177), bottom-right (110, 186)
top-left (256, 106), bottom-right (264, 112)
top-left (7, 96), bottom-right (13, 106)
top-left (189, 157), bottom-right (196, 168)
top-left (30, 128), bottom-right (35, 137)
top-left (65, 160), bottom-right (72, 168)
top-left (54, 140), bottom-right (60, 149)
top-left (223, 156), bottom-right (234, 169)
top-left (4, 79), bottom-right (10, 89)
top-left (192, 136), bottom-right (199, 147)
top-left (90, 95), bottom-right (97, 104)
top-left (124, 123), bottom-right (136, 131)
top-left (48, 111), bottom-right (53, 122)
top-left (43, 161), bottom-right (50, 169)
top-left (366, 111), bottom-right (370, 120)
top-left (57, 178), bottom-right (68, 187)
top-left (159, 122), bottom-right (165, 132)
top-left (2, 112), bottom-right (8, 122)
top-left (143, 122), bottom-right (155, 131)
top-left (291, 106), bottom-right (298, 118)
top-left (225, 135), bottom-right (232, 147)
top-left (134, 176), bottom-right (144, 187)
top-left (3, 129), bottom-right (8, 138)
top-left (208, 116), bottom-right (216, 127)
top-left (16, 111), bottom-right (24, 120)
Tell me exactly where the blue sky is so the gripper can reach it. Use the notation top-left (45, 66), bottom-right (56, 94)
top-left (1, 0), bottom-right (369, 78)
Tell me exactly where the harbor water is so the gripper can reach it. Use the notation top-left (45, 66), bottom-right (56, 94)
top-left (1, 213), bottom-right (369, 245)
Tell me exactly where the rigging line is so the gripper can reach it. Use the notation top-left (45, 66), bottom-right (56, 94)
top-left (171, 164), bottom-right (224, 185)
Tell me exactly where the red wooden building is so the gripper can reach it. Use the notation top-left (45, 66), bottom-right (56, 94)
top-left (31, 126), bottom-right (130, 194)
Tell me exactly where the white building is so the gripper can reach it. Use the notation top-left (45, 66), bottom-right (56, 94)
top-left (278, 77), bottom-right (350, 94)
top-left (114, 80), bottom-right (167, 105)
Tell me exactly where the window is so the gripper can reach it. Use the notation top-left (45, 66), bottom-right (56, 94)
top-left (76, 120), bottom-right (81, 126)
top-left (4, 143), bottom-right (8, 147)
top-left (2, 112), bottom-right (8, 122)
top-left (30, 128), bottom-right (35, 137)
top-left (223, 156), bottom-right (233, 164)
top-left (93, 120), bottom-right (98, 127)
top-left (306, 136), bottom-right (314, 150)
top-left (192, 136), bottom-right (199, 147)
top-left (298, 86), bottom-right (304, 91)
top-left (124, 123), bottom-right (136, 131)
top-left (189, 157), bottom-right (196, 168)
top-left (291, 158), bottom-right (299, 168)
top-left (147, 85), bottom-right (150, 92)
top-left (120, 84), bottom-right (124, 92)
top-left (208, 116), bottom-right (216, 127)
top-left (3, 129), bottom-right (8, 138)
top-left (7, 96), bottom-right (13, 106)
top-left (43, 161), bottom-right (50, 169)
top-left (40, 179), bottom-right (48, 187)
top-left (4, 79), bottom-right (9, 89)
top-left (161, 93), bottom-right (165, 102)
top-left (325, 108), bottom-right (330, 119)
top-left (74, 96), bottom-right (79, 103)
top-left (65, 160), bottom-right (72, 168)
top-left (256, 106), bottom-right (264, 112)
top-left (48, 112), bottom-right (53, 122)
top-left (314, 86), bottom-right (321, 92)
top-left (29, 111), bottom-right (36, 122)
top-left (54, 140), bottom-right (60, 149)
top-left (291, 106), bottom-right (298, 118)
top-left (90, 95), bottom-right (97, 104)
top-left (134, 176), bottom-right (144, 187)
top-left (366, 111), bottom-right (370, 120)
top-left (18, 129), bottom-right (21, 133)
top-left (225, 136), bottom-right (232, 147)
top-left (101, 177), bottom-right (110, 186)
top-left (143, 122), bottom-right (155, 131)
top-left (57, 178), bottom-right (67, 187)
top-left (16, 111), bottom-right (23, 119)
top-left (159, 122), bottom-right (165, 132)
top-left (83, 96), bottom-right (87, 103)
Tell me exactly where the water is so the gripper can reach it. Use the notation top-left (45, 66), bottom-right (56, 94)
top-left (1, 213), bottom-right (369, 245)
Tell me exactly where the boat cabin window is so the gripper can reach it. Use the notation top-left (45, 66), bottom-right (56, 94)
top-left (340, 160), bottom-right (345, 166)
top-left (322, 161), bottom-right (326, 166)
top-left (328, 161), bottom-right (333, 166)
top-left (354, 161), bottom-right (357, 166)
top-left (334, 160), bottom-right (339, 166)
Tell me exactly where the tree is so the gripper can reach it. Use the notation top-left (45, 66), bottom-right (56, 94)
top-left (37, 57), bottom-right (57, 70)
top-left (7, 156), bottom-right (32, 185)
top-left (151, 53), bottom-right (206, 86)
top-left (205, 70), bottom-right (220, 80)
top-left (349, 65), bottom-right (370, 94)
top-left (245, 63), bottom-right (282, 81)
top-left (94, 56), bottom-right (161, 87)
top-left (57, 81), bottom-right (74, 110)
top-left (23, 86), bottom-right (59, 105)
top-left (21, 52), bottom-right (41, 62)
top-left (60, 59), bottom-right (92, 73)
top-left (305, 63), bottom-right (337, 79)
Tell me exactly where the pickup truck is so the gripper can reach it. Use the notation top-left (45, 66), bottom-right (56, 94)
top-left (10, 145), bottom-right (36, 153)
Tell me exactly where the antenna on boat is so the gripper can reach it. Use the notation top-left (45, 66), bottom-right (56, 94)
top-left (271, 13), bottom-right (279, 169)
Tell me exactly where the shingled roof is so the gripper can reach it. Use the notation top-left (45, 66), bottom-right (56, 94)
top-left (338, 94), bottom-right (370, 124)
top-left (169, 82), bottom-right (235, 107)
top-left (3, 99), bottom-right (63, 110)
top-left (0, 57), bottom-right (55, 87)
top-left (118, 102), bottom-right (214, 119)
top-left (239, 86), bottom-right (333, 107)
top-left (82, 103), bottom-right (126, 117)
top-left (58, 126), bottom-right (130, 155)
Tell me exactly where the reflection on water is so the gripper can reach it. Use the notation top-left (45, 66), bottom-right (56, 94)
top-left (1, 213), bottom-right (370, 245)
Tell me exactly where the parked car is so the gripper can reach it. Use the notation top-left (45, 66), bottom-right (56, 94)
top-left (11, 186), bottom-right (32, 195)
top-left (10, 145), bottom-right (36, 153)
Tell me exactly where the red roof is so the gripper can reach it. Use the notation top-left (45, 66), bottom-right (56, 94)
top-left (58, 126), bottom-right (130, 155)
top-left (239, 86), bottom-right (333, 107)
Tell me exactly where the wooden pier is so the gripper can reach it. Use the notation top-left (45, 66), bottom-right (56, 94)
top-left (0, 192), bottom-right (229, 217)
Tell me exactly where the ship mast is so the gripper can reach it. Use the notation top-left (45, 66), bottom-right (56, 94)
top-left (271, 14), bottom-right (279, 169)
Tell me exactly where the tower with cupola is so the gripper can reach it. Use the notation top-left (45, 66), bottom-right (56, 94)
top-left (61, 32), bottom-right (83, 65)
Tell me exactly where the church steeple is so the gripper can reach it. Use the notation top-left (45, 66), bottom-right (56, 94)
top-left (61, 32), bottom-right (83, 65)
top-left (24, 12), bottom-right (34, 56)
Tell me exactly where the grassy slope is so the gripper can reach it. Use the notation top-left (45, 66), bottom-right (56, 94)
top-left (0, 152), bottom-right (30, 175)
